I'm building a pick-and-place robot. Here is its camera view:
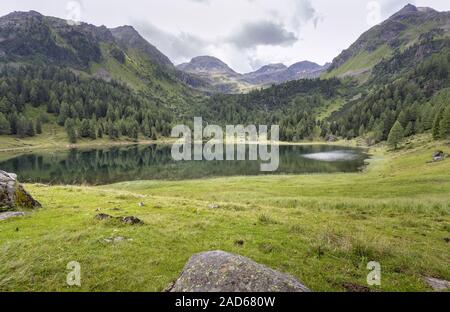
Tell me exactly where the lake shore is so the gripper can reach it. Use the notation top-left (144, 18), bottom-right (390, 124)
top-left (0, 133), bottom-right (359, 155)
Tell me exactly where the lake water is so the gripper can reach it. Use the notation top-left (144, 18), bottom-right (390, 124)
top-left (0, 144), bottom-right (368, 185)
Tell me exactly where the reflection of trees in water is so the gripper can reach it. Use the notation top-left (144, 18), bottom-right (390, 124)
top-left (0, 145), bottom-right (367, 185)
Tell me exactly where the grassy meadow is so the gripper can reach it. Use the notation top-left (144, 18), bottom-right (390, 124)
top-left (0, 135), bottom-right (449, 292)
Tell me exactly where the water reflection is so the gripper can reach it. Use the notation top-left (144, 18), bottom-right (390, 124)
top-left (0, 144), bottom-right (368, 185)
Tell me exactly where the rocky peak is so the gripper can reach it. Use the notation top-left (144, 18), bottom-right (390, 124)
top-left (177, 56), bottom-right (238, 76)
top-left (390, 4), bottom-right (437, 20)
top-left (110, 25), bottom-right (173, 68)
top-left (288, 61), bottom-right (322, 74)
top-left (252, 63), bottom-right (287, 74)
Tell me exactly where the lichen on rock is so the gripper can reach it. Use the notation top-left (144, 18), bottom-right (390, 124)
top-left (169, 250), bottom-right (310, 292)
top-left (0, 170), bottom-right (41, 211)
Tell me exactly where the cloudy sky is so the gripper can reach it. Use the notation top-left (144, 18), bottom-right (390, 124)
top-left (1, 0), bottom-right (449, 73)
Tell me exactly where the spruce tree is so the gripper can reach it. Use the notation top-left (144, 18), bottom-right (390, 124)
top-left (439, 105), bottom-right (450, 139)
top-left (65, 119), bottom-right (77, 144)
top-left (432, 108), bottom-right (444, 140)
top-left (36, 118), bottom-right (42, 134)
top-left (387, 121), bottom-right (404, 150)
top-left (0, 112), bottom-right (10, 135)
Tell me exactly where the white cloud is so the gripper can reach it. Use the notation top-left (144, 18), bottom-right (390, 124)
top-left (0, 0), bottom-right (448, 72)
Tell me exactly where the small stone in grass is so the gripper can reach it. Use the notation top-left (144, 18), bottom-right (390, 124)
top-left (122, 216), bottom-right (143, 225)
top-left (208, 203), bottom-right (220, 209)
top-left (95, 213), bottom-right (113, 220)
top-left (0, 211), bottom-right (26, 221)
top-left (234, 239), bottom-right (245, 246)
top-left (104, 236), bottom-right (133, 243)
top-left (423, 277), bottom-right (450, 291)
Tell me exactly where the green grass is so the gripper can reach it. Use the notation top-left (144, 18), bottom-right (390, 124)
top-left (323, 45), bottom-right (392, 79)
top-left (0, 135), bottom-right (449, 291)
top-left (316, 98), bottom-right (346, 121)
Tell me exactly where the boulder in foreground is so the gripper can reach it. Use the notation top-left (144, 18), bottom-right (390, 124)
top-left (0, 170), bottom-right (41, 211)
top-left (169, 250), bottom-right (310, 292)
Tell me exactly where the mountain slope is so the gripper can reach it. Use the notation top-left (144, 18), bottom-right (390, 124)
top-left (324, 4), bottom-right (450, 79)
top-left (0, 11), bottom-right (205, 115)
top-left (110, 25), bottom-right (173, 68)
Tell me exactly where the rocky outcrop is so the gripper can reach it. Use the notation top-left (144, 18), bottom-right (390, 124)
top-left (169, 250), bottom-right (310, 292)
top-left (0, 170), bottom-right (41, 211)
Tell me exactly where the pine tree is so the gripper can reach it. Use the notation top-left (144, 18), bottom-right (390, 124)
top-left (97, 126), bottom-right (103, 139)
top-left (432, 108), bottom-right (444, 140)
top-left (387, 121), bottom-right (404, 150)
top-left (0, 112), bottom-right (10, 134)
top-left (439, 105), bottom-right (450, 139)
top-left (26, 120), bottom-right (35, 137)
top-left (65, 119), bottom-right (77, 144)
top-left (36, 118), bottom-right (42, 134)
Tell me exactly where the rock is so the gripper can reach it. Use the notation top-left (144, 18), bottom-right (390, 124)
top-left (95, 214), bottom-right (143, 225)
top-left (122, 216), bottom-right (143, 225)
top-left (95, 213), bottom-right (113, 220)
top-left (138, 202), bottom-right (145, 207)
top-left (208, 203), bottom-right (220, 209)
top-left (234, 239), bottom-right (245, 246)
top-left (0, 211), bottom-right (26, 221)
top-left (169, 250), bottom-right (310, 292)
top-left (0, 170), bottom-right (41, 211)
top-left (423, 277), bottom-right (450, 291)
top-left (326, 134), bottom-right (338, 142)
top-left (104, 236), bottom-right (132, 243)
top-left (433, 151), bottom-right (445, 162)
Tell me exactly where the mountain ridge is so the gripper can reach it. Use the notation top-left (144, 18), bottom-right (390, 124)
top-left (176, 56), bottom-right (329, 92)
top-left (325, 3), bottom-right (450, 79)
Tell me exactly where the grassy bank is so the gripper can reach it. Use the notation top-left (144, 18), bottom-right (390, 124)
top-left (0, 136), bottom-right (449, 291)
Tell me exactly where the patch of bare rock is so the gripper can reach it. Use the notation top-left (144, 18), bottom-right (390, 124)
top-left (167, 250), bottom-right (310, 292)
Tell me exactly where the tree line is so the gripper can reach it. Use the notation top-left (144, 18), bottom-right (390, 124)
top-left (0, 65), bottom-right (173, 142)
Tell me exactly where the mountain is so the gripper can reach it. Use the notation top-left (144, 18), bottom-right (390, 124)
top-left (177, 56), bottom-right (329, 92)
top-left (110, 25), bottom-right (173, 68)
top-left (177, 56), bottom-right (252, 93)
top-left (324, 3), bottom-right (450, 79)
top-left (201, 4), bottom-right (449, 142)
top-left (243, 61), bottom-right (329, 85)
top-left (0, 11), bottom-right (204, 113)
top-left (177, 56), bottom-right (238, 77)
top-left (0, 5), bottom-right (448, 145)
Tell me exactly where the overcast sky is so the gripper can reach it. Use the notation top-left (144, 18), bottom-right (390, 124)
top-left (1, 0), bottom-right (449, 73)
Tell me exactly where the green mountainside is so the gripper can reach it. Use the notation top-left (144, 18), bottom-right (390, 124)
top-left (0, 4), bottom-right (449, 146)
top-left (324, 4), bottom-right (450, 79)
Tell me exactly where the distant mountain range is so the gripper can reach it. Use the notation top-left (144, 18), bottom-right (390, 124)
top-left (176, 56), bottom-right (329, 93)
